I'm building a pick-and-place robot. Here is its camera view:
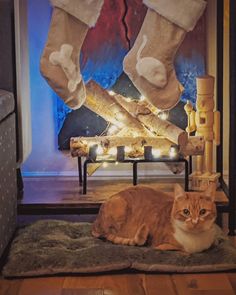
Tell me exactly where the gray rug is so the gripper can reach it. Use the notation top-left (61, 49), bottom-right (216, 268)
top-left (3, 220), bottom-right (236, 277)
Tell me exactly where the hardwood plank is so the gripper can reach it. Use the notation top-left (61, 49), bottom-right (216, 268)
top-left (0, 278), bottom-right (22, 295)
top-left (20, 177), bottom-right (228, 205)
top-left (61, 289), bottom-right (104, 295)
top-left (172, 274), bottom-right (235, 295)
top-left (227, 274), bottom-right (236, 294)
top-left (144, 275), bottom-right (176, 295)
top-left (63, 274), bottom-right (146, 295)
top-left (18, 277), bottom-right (64, 295)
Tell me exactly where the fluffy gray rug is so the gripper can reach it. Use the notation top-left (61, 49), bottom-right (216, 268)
top-left (3, 220), bottom-right (236, 277)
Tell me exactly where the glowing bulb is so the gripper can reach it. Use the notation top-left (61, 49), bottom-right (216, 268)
top-left (108, 90), bottom-right (115, 96)
top-left (116, 113), bottom-right (125, 120)
top-left (108, 147), bottom-right (117, 156)
top-left (158, 111), bottom-right (169, 120)
top-left (125, 146), bottom-right (132, 153)
top-left (152, 148), bottom-right (161, 158)
top-left (117, 121), bottom-right (125, 128)
top-left (88, 142), bottom-right (96, 147)
top-left (96, 146), bottom-right (104, 155)
top-left (102, 162), bottom-right (108, 168)
top-left (140, 95), bottom-right (145, 101)
top-left (107, 125), bottom-right (119, 135)
top-left (169, 145), bottom-right (178, 158)
top-left (126, 97), bottom-right (132, 102)
top-left (115, 161), bottom-right (119, 165)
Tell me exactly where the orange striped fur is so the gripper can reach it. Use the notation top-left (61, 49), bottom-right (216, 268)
top-left (92, 184), bottom-right (218, 253)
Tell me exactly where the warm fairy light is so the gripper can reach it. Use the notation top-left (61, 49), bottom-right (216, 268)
top-left (108, 90), bottom-right (115, 96)
top-left (102, 162), bottom-right (108, 168)
top-left (158, 111), bottom-right (169, 120)
top-left (152, 148), bottom-right (161, 158)
top-left (107, 125), bottom-right (119, 135)
top-left (88, 141), bottom-right (96, 147)
top-left (116, 113), bottom-right (125, 120)
top-left (124, 146), bottom-right (132, 153)
top-left (115, 161), bottom-right (119, 165)
top-left (116, 121), bottom-right (125, 128)
top-left (96, 145), bottom-right (104, 155)
top-left (126, 97), bottom-right (132, 102)
top-left (169, 146), bottom-right (178, 158)
top-left (108, 147), bottom-right (117, 156)
top-left (139, 95), bottom-right (145, 101)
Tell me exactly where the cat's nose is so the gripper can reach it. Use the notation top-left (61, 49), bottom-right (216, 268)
top-left (191, 218), bottom-right (199, 224)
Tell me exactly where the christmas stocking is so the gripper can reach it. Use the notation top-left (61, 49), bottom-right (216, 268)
top-left (123, 0), bottom-right (206, 110)
top-left (40, 0), bottom-right (104, 109)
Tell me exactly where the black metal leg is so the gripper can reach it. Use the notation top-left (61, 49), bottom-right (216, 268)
top-left (189, 156), bottom-right (192, 174)
top-left (83, 160), bottom-right (88, 195)
top-left (133, 162), bottom-right (138, 186)
top-left (78, 157), bottom-right (82, 186)
top-left (229, 209), bottom-right (236, 236)
top-left (184, 159), bottom-right (189, 191)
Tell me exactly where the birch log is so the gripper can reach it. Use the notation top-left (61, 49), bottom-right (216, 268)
top-left (113, 94), bottom-right (188, 147)
top-left (70, 136), bottom-right (173, 158)
top-left (70, 135), bottom-right (204, 158)
top-left (84, 81), bottom-right (150, 136)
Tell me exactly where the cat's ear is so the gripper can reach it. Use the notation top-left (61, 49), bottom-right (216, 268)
top-left (204, 183), bottom-right (216, 201)
top-left (174, 184), bottom-right (186, 200)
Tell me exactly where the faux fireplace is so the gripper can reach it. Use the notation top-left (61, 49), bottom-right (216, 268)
top-left (19, 0), bottom-right (212, 181)
top-left (8, 0), bottom-right (236, 236)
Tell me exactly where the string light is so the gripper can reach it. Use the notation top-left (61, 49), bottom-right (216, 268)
top-left (152, 148), bottom-right (161, 158)
top-left (158, 111), bottom-right (169, 120)
top-left (125, 146), bottom-right (132, 153)
top-left (96, 145), bottom-right (104, 155)
top-left (139, 95), bottom-right (145, 101)
top-left (169, 145), bottom-right (179, 158)
top-left (108, 90), bottom-right (115, 96)
top-left (108, 147), bottom-right (117, 156)
top-left (115, 161), bottom-right (119, 165)
top-left (107, 125), bottom-right (119, 135)
top-left (116, 113), bottom-right (125, 120)
top-left (116, 121), bottom-right (125, 128)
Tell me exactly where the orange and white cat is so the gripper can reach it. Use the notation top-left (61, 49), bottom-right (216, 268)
top-left (92, 184), bottom-right (219, 254)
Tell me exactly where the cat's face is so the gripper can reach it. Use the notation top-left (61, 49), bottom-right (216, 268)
top-left (171, 184), bottom-right (217, 233)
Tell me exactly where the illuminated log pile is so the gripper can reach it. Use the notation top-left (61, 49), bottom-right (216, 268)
top-left (70, 81), bottom-right (204, 161)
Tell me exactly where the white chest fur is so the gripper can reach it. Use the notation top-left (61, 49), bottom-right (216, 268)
top-left (173, 223), bottom-right (217, 253)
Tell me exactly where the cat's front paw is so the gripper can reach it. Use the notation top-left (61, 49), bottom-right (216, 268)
top-left (155, 243), bottom-right (181, 251)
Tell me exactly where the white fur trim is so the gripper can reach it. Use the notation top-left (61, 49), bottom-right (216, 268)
top-left (143, 0), bottom-right (206, 32)
top-left (51, 0), bottom-right (104, 27)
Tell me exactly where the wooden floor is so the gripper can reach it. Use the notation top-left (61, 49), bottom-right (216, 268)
top-left (1, 177), bottom-right (233, 294)
top-left (1, 272), bottom-right (236, 294)
top-left (20, 177), bottom-right (229, 205)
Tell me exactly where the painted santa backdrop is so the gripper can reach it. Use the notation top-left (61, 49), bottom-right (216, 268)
top-left (38, 0), bottom-right (206, 148)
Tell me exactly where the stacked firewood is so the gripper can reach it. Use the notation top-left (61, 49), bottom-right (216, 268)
top-left (70, 81), bottom-right (204, 161)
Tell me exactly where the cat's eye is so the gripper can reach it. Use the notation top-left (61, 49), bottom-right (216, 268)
top-left (183, 209), bottom-right (190, 216)
top-left (200, 209), bottom-right (206, 215)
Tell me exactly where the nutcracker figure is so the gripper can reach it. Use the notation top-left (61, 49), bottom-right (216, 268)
top-left (185, 75), bottom-right (220, 191)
